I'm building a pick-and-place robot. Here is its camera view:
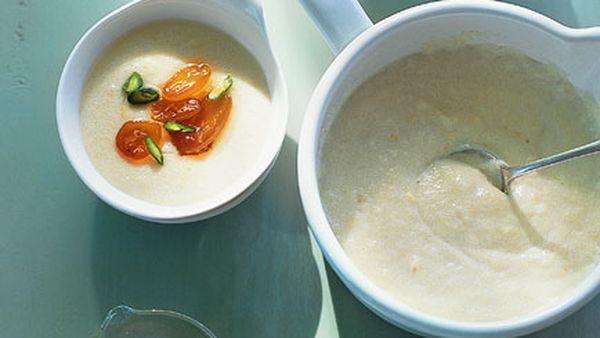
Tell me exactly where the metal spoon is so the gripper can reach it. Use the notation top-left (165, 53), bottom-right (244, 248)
top-left (448, 139), bottom-right (600, 193)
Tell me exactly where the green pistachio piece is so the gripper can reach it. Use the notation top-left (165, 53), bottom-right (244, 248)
top-left (208, 73), bottom-right (233, 100)
top-left (163, 121), bottom-right (196, 133)
top-left (144, 136), bottom-right (163, 165)
top-left (128, 87), bottom-right (160, 104)
top-left (122, 72), bottom-right (143, 94)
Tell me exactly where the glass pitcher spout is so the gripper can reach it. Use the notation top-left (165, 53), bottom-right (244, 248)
top-left (96, 305), bottom-right (217, 338)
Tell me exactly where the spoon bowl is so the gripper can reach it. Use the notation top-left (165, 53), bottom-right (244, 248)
top-left (448, 144), bottom-right (510, 192)
top-left (449, 139), bottom-right (600, 193)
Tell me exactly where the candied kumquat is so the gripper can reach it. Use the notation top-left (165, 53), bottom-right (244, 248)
top-left (115, 120), bottom-right (163, 161)
top-left (169, 94), bottom-right (232, 155)
top-left (150, 97), bottom-right (203, 122)
top-left (162, 63), bottom-right (211, 101)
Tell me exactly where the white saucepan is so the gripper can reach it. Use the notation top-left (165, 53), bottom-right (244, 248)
top-left (297, 0), bottom-right (600, 336)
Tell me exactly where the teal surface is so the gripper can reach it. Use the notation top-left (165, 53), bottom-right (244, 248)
top-left (1, 0), bottom-right (600, 337)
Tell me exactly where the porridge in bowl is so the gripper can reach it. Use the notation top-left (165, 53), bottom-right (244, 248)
top-left (80, 20), bottom-right (271, 206)
top-left (319, 43), bottom-right (600, 321)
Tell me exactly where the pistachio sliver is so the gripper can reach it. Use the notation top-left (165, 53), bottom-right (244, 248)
top-left (128, 87), bottom-right (160, 104)
top-left (208, 73), bottom-right (233, 100)
top-left (122, 72), bottom-right (143, 94)
top-left (144, 136), bottom-right (163, 165)
top-left (164, 121), bottom-right (196, 133)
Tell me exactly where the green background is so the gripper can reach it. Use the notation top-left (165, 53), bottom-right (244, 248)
top-left (2, 0), bottom-right (600, 337)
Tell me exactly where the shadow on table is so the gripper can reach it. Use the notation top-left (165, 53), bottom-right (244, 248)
top-left (527, 295), bottom-right (600, 338)
top-left (91, 136), bottom-right (322, 338)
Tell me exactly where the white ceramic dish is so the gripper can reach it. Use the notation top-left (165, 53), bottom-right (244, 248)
top-left (56, 0), bottom-right (288, 223)
top-left (298, 0), bottom-right (600, 336)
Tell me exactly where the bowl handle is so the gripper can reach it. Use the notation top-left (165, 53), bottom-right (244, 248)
top-left (224, 0), bottom-right (265, 28)
top-left (299, 0), bottom-right (373, 54)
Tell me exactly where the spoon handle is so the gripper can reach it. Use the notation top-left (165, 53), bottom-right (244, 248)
top-left (506, 139), bottom-right (600, 183)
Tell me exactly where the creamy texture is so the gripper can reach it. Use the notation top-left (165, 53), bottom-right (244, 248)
top-left (319, 44), bottom-right (600, 321)
top-left (81, 21), bottom-right (271, 206)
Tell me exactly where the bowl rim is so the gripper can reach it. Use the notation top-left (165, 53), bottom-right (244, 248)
top-left (56, 0), bottom-right (288, 223)
top-left (298, 0), bottom-right (600, 336)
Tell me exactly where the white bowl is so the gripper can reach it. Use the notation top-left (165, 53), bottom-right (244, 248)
top-left (298, 1), bottom-right (600, 336)
top-left (56, 0), bottom-right (287, 223)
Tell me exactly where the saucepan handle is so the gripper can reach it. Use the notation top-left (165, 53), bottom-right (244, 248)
top-left (298, 0), bottom-right (373, 53)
